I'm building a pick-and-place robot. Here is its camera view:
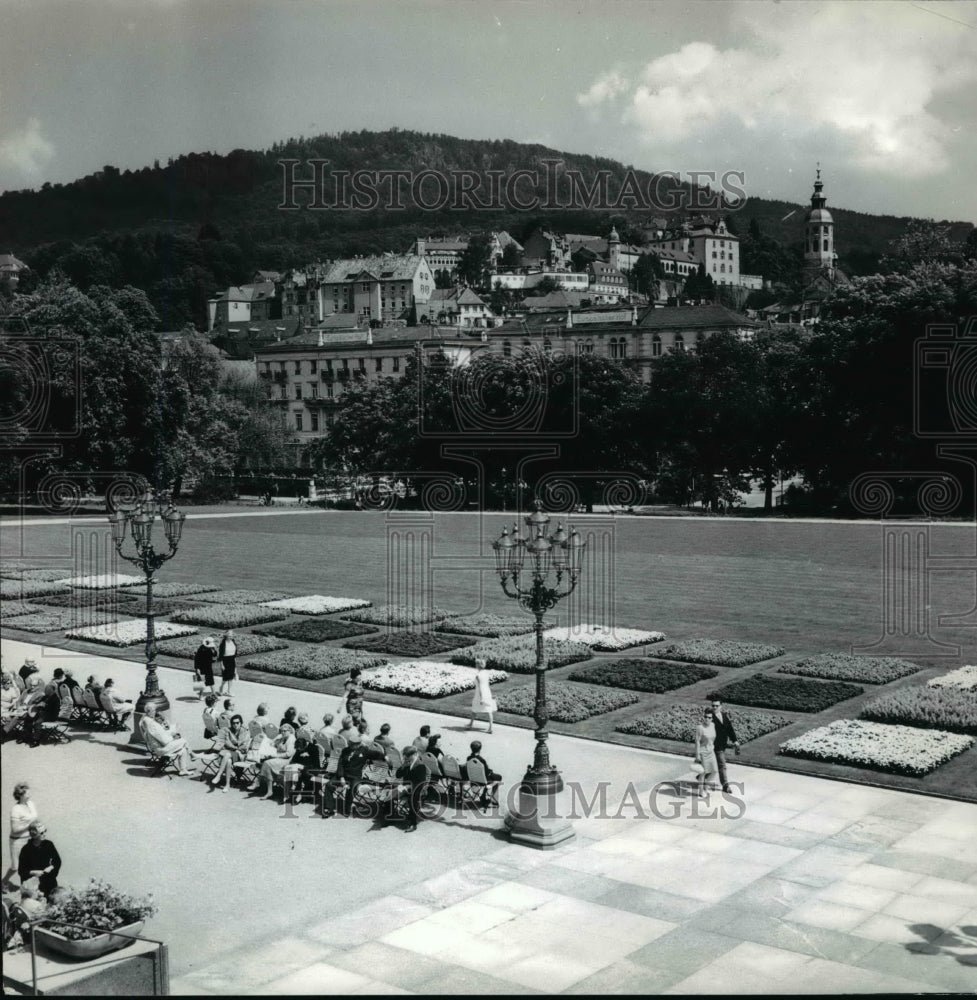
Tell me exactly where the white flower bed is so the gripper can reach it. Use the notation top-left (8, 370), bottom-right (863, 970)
top-left (928, 665), bottom-right (977, 691)
top-left (1, 579), bottom-right (71, 600)
top-left (259, 595), bottom-right (372, 616)
top-left (362, 660), bottom-right (508, 698)
top-left (65, 620), bottom-right (198, 647)
top-left (61, 574), bottom-right (145, 589)
top-left (543, 624), bottom-right (666, 650)
top-left (779, 719), bottom-right (974, 776)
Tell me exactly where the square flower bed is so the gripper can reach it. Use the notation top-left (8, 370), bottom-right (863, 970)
top-left (362, 661), bottom-right (508, 698)
top-left (712, 675), bottom-right (864, 712)
top-left (451, 635), bottom-right (593, 674)
top-left (0, 601), bottom-right (49, 619)
top-left (259, 595), bottom-right (373, 616)
top-left (191, 589), bottom-right (290, 605)
top-left (3, 568), bottom-right (77, 582)
top-left (8, 609), bottom-right (124, 633)
top-left (31, 590), bottom-right (140, 611)
top-left (241, 648), bottom-right (387, 681)
top-left (569, 659), bottom-right (718, 693)
top-left (1, 579), bottom-right (71, 600)
top-left (616, 704), bottom-right (794, 743)
top-left (128, 581), bottom-right (221, 599)
top-left (65, 620), bottom-right (198, 646)
top-left (859, 686), bottom-right (977, 735)
top-left (341, 604), bottom-right (461, 627)
top-left (657, 638), bottom-right (785, 667)
top-left (171, 604), bottom-right (290, 629)
top-left (779, 654), bottom-right (922, 684)
top-left (435, 614), bottom-right (540, 638)
top-left (496, 681), bottom-right (638, 723)
top-left (543, 624), bottom-right (666, 650)
top-left (343, 630), bottom-right (477, 656)
top-left (779, 719), bottom-right (974, 776)
top-left (61, 574), bottom-right (145, 589)
top-left (252, 618), bottom-right (378, 643)
top-left (156, 633), bottom-right (288, 659)
top-left (0, 560), bottom-right (42, 576)
top-left (929, 665), bottom-right (977, 691)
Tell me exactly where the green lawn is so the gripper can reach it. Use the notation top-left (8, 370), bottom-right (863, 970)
top-left (3, 510), bottom-right (975, 800)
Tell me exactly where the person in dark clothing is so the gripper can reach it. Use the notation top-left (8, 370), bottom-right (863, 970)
top-left (464, 741), bottom-right (501, 781)
top-left (283, 736), bottom-right (320, 798)
top-left (709, 697), bottom-right (739, 793)
top-left (193, 638), bottom-right (218, 698)
top-left (395, 747), bottom-right (429, 832)
top-left (337, 733), bottom-right (385, 814)
top-left (17, 822), bottom-right (61, 898)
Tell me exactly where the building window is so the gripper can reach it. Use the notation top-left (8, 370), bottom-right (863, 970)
top-left (583, 339), bottom-right (594, 354)
top-left (502, 340), bottom-right (511, 358)
top-left (295, 384), bottom-right (302, 399)
top-left (712, 251), bottom-right (717, 259)
top-left (325, 384), bottom-right (333, 398)
top-left (392, 356), bottom-right (400, 372)
top-left (294, 412), bottom-right (303, 431)
top-left (674, 335), bottom-right (685, 352)
top-left (310, 360), bottom-right (317, 374)
top-left (280, 386), bottom-right (287, 399)
top-left (310, 412), bottom-right (319, 432)
top-left (325, 359), bottom-right (333, 371)
top-left (342, 358), bottom-right (349, 370)
top-left (720, 264), bottom-right (725, 273)
top-left (294, 360), bottom-right (301, 374)
top-left (358, 358), bottom-right (366, 371)
top-left (375, 357), bottom-right (383, 373)
top-left (823, 240), bottom-right (829, 252)
top-left (310, 383), bottom-right (318, 398)
top-left (652, 335), bottom-right (662, 357)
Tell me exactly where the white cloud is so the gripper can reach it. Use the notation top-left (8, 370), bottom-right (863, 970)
top-left (0, 117), bottom-right (55, 179)
top-left (576, 2), bottom-right (977, 179)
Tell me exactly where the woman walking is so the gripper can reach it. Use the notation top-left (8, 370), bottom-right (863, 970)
top-left (694, 708), bottom-right (720, 798)
top-left (218, 630), bottom-right (238, 695)
top-left (469, 658), bottom-right (497, 734)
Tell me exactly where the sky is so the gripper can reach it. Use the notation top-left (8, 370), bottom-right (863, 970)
top-left (1, 0), bottom-right (976, 221)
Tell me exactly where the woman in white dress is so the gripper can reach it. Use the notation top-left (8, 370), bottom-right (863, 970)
top-left (3, 782), bottom-right (38, 890)
top-left (469, 658), bottom-right (497, 734)
top-left (694, 709), bottom-right (720, 798)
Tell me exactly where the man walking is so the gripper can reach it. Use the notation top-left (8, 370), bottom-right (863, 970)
top-left (709, 697), bottom-right (739, 793)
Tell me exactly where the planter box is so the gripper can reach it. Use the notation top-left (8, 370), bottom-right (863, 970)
top-left (34, 921), bottom-right (145, 960)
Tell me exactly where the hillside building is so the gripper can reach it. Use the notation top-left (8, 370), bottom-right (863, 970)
top-left (316, 253), bottom-right (435, 325)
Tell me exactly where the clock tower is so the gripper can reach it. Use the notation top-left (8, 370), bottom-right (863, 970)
top-left (803, 167), bottom-right (835, 282)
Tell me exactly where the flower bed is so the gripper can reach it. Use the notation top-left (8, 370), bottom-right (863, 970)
top-left (656, 638), bottom-right (785, 667)
top-left (241, 647), bottom-right (387, 681)
top-left (31, 590), bottom-right (140, 611)
top-left (342, 604), bottom-right (460, 627)
top-left (929, 665), bottom-right (977, 691)
top-left (44, 879), bottom-right (157, 941)
top-left (259, 595), bottom-right (372, 616)
top-left (451, 635), bottom-right (593, 674)
top-left (0, 579), bottom-right (71, 600)
top-left (779, 654), bottom-right (922, 684)
top-left (253, 618), bottom-right (378, 643)
top-left (859, 686), bottom-right (977, 735)
top-left (712, 675), bottom-right (864, 712)
top-left (3, 568), bottom-right (77, 582)
top-left (435, 614), bottom-right (539, 638)
top-left (192, 589), bottom-right (290, 605)
top-left (0, 601), bottom-right (49, 619)
top-left (171, 604), bottom-right (290, 628)
top-left (155, 633), bottom-right (288, 658)
top-left (543, 624), bottom-right (666, 650)
top-left (362, 660), bottom-right (508, 698)
top-left (128, 581), bottom-right (221, 598)
top-left (569, 658), bottom-right (718, 693)
top-left (8, 609), bottom-right (124, 633)
top-left (779, 719), bottom-right (974, 776)
top-left (65, 620), bottom-right (198, 646)
top-left (0, 560), bottom-right (42, 576)
top-left (496, 681), bottom-right (638, 723)
top-left (616, 704), bottom-right (794, 743)
top-left (61, 574), bottom-right (145, 589)
top-left (344, 630), bottom-right (477, 656)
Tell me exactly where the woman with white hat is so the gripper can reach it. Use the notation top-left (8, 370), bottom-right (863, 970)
top-left (194, 636), bottom-right (219, 699)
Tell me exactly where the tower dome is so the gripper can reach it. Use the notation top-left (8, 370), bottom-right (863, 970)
top-left (803, 167), bottom-right (835, 281)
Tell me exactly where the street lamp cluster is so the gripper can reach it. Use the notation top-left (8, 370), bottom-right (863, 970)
top-left (107, 492), bottom-right (186, 728)
top-left (493, 501), bottom-right (586, 848)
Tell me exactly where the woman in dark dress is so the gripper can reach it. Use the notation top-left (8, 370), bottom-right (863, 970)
top-left (344, 668), bottom-right (365, 727)
top-left (218, 630), bottom-right (238, 695)
top-left (194, 638), bottom-right (218, 699)
top-left (18, 821), bottom-right (61, 898)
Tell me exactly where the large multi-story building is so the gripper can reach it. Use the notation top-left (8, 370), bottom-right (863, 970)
top-left (645, 217), bottom-right (763, 290)
top-left (410, 233), bottom-right (523, 283)
top-left (316, 253), bottom-right (435, 324)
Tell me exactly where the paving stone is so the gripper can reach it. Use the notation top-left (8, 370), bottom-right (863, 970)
top-left (627, 924), bottom-right (741, 983)
top-left (518, 864), bottom-right (626, 902)
top-left (325, 941), bottom-right (454, 991)
top-left (872, 850), bottom-right (977, 883)
top-left (852, 939), bottom-right (977, 993)
top-left (594, 883), bottom-right (715, 923)
top-left (305, 895), bottom-right (436, 949)
top-left (413, 965), bottom-right (543, 995)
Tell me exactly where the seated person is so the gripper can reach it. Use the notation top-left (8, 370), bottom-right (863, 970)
top-left (100, 678), bottom-right (133, 725)
top-left (315, 713), bottom-right (336, 743)
top-left (217, 698), bottom-right (235, 733)
top-left (1, 672), bottom-right (22, 735)
top-left (281, 735), bottom-right (320, 798)
top-left (374, 722), bottom-right (395, 750)
top-left (464, 740), bottom-right (502, 781)
top-left (139, 703), bottom-right (197, 775)
top-left (337, 731), bottom-right (385, 814)
top-left (17, 677), bottom-right (48, 745)
top-left (18, 822), bottom-right (61, 898)
top-left (209, 714), bottom-right (249, 791)
top-left (85, 675), bottom-right (103, 699)
top-left (247, 702), bottom-right (273, 734)
top-left (18, 878), bottom-right (47, 921)
top-left (44, 669), bottom-right (66, 700)
top-left (280, 706), bottom-right (299, 731)
top-left (337, 715), bottom-right (355, 740)
top-left (62, 670), bottom-right (80, 692)
top-left (295, 713), bottom-right (315, 743)
top-left (202, 694), bottom-right (220, 739)
top-left (5, 879), bottom-right (46, 950)
top-left (426, 734), bottom-right (445, 762)
top-left (412, 725), bottom-right (431, 751)
top-left (18, 659), bottom-right (39, 684)
top-left (248, 723), bottom-right (296, 797)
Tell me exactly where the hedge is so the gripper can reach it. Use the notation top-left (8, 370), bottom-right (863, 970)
top-left (495, 682), bottom-right (639, 723)
top-left (240, 648), bottom-right (388, 681)
top-left (451, 635), bottom-right (593, 674)
top-left (616, 704), bottom-right (794, 743)
top-left (859, 686), bottom-right (977, 735)
top-left (569, 659), bottom-right (718, 693)
top-left (711, 675), bottom-right (863, 712)
top-left (343, 630), bottom-right (476, 657)
top-left (252, 618), bottom-right (379, 643)
top-left (779, 654), bottom-right (921, 684)
top-left (656, 638), bottom-right (785, 667)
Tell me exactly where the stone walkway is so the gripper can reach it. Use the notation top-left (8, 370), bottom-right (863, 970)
top-left (2, 637), bottom-right (975, 995)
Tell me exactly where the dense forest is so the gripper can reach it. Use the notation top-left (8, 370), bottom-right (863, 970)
top-left (2, 129), bottom-right (972, 330)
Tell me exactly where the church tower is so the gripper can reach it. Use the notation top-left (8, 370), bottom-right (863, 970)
top-left (803, 167), bottom-right (835, 282)
top-left (608, 224), bottom-right (621, 271)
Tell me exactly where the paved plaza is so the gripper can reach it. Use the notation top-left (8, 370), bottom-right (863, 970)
top-left (2, 636), bottom-right (975, 994)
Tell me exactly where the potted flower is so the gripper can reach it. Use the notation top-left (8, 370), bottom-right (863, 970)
top-left (34, 879), bottom-right (157, 960)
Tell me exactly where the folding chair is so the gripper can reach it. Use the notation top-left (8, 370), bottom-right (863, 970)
top-left (329, 733), bottom-right (348, 754)
top-left (385, 745), bottom-right (403, 771)
top-left (58, 682), bottom-right (83, 723)
top-left (440, 754), bottom-right (475, 807)
top-left (419, 752), bottom-right (446, 798)
top-left (70, 686), bottom-right (91, 723)
top-left (314, 753), bottom-right (341, 817)
top-left (232, 733), bottom-right (270, 787)
top-left (464, 759), bottom-right (500, 807)
top-left (351, 762), bottom-right (395, 817)
top-left (98, 691), bottom-right (131, 731)
top-left (13, 674), bottom-right (25, 694)
top-left (24, 703), bottom-right (69, 745)
top-left (146, 746), bottom-right (180, 778)
top-left (197, 732), bottom-right (227, 781)
top-left (285, 742), bottom-right (326, 805)
top-left (82, 689), bottom-right (108, 726)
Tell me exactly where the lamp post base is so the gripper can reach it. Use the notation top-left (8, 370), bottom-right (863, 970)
top-left (128, 689), bottom-right (172, 745)
top-left (504, 782), bottom-right (575, 850)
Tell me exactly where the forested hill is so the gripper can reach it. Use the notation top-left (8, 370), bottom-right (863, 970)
top-left (1, 128), bottom-right (971, 329)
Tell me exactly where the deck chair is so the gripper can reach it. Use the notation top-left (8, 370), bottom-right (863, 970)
top-left (24, 701), bottom-right (69, 745)
top-left (464, 759), bottom-right (500, 807)
top-left (13, 674), bottom-right (25, 693)
top-left (144, 743), bottom-right (181, 778)
top-left (233, 732), bottom-right (271, 787)
top-left (247, 718), bottom-right (265, 739)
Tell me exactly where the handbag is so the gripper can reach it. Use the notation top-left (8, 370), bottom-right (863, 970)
top-left (192, 670), bottom-right (205, 694)
top-left (690, 761), bottom-right (704, 775)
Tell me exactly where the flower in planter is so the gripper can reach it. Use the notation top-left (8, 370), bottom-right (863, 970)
top-left (44, 878), bottom-right (157, 941)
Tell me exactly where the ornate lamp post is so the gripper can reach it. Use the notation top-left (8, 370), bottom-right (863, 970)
top-left (107, 491), bottom-right (186, 737)
top-left (493, 500), bottom-right (585, 848)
